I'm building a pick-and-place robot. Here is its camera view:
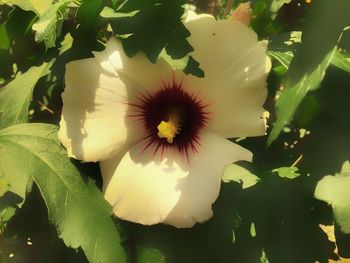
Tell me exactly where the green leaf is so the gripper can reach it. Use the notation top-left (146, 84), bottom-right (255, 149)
top-left (0, 60), bottom-right (54, 130)
top-left (260, 249), bottom-right (270, 263)
top-left (32, 0), bottom-right (71, 49)
top-left (272, 166), bottom-right (300, 179)
top-left (100, 6), bottom-right (139, 18)
top-left (76, 0), bottom-right (105, 30)
top-left (222, 163), bottom-right (259, 189)
top-left (331, 49), bottom-right (350, 73)
top-left (137, 247), bottom-right (167, 263)
top-left (0, 123), bottom-right (126, 263)
top-left (59, 32), bottom-right (73, 55)
top-left (0, 0), bottom-right (52, 15)
top-left (110, 0), bottom-right (192, 63)
top-left (314, 161), bottom-right (350, 234)
top-left (270, 0), bottom-right (291, 18)
top-left (267, 0), bottom-right (350, 146)
top-left (0, 24), bottom-right (10, 51)
top-left (0, 177), bottom-right (9, 197)
top-left (268, 50), bottom-right (293, 71)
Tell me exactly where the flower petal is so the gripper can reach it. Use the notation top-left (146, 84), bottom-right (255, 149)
top-left (58, 58), bottom-right (140, 162)
top-left (93, 37), bottom-right (173, 93)
top-left (100, 131), bottom-right (252, 228)
top-left (184, 14), bottom-right (271, 138)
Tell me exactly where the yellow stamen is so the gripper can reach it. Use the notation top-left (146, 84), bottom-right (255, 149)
top-left (157, 114), bottom-right (181, 144)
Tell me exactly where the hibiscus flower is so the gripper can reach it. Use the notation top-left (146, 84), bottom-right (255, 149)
top-left (58, 7), bottom-right (271, 228)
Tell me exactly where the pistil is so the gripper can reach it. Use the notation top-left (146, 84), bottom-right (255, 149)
top-left (157, 113), bottom-right (182, 144)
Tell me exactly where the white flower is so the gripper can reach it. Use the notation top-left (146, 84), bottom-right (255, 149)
top-left (58, 11), bottom-right (271, 228)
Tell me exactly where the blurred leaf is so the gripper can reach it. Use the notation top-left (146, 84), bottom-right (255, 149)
top-left (272, 166), bottom-right (300, 179)
top-left (0, 123), bottom-right (126, 263)
top-left (315, 161), bottom-right (350, 234)
top-left (222, 163), bottom-right (259, 189)
top-left (76, 0), bottom-right (105, 30)
top-left (250, 0), bottom-right (281, 38)
top-left (0, 60), bottom-right (54, 130)
top-left (0, 24), bottom-right (10, 51)
top-left (137, 247), bottom-right (167, 263)
top-left (32, 0), bottom-right (71, 49)
top-left (332, 49), bottom-right (350, 73)
top-left (0, 0), bottom-right (52, 15)
top-left (250, 222), bottom-right (256, 237)
top-left (260, 249), bottom-right (270, 263)
top-left (270, 0), bottom-right (291, 18)
top-left (0, 177), bottom-right (9, 197)
top-left (267, 0), bottom-right (350, 145)
top-left (183, 55), bottom-right (204, 78)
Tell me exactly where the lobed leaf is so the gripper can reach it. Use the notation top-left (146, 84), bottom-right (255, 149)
top-left (0, 123), bottom-right (126, 263)
top-left (0, 60), bottom-right (54, 130)
top-left (32, 0), bottom-right (71, 49)
top-left (0, 0), bottom-right (52, 15)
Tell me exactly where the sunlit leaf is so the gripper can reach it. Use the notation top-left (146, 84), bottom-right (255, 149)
top-left (0, 60), bottom-right (54, 130)
top-left (267, 0), bottom-right (350, 145)
top-left (0, 123), bottom-right (126, 263)
top-left (32, 0), bottom-right (71, 49)
top-left (272, 166), bottom-right (300, 179)
top-left (100, 6), bottom-right (139, 18)
top-left (222, 163), bottom-right (259, 189)
top-left (59, 32), bottom-right (73, 55)
top-left (270, 0), bottom-right (291, 18)
top-left (0, 177), bottom-right (9, 197)
top-left (332, 49), bottom-right (350, 73)
top-left (0, 0), bottom-right (52, 15)
top-left (315, 161), bottom-right (350, 234)
top-left (260, 249), bottom-right (270, 263)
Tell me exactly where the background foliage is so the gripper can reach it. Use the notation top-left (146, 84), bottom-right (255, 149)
top-left (1, 0), bottom-right (350, 262)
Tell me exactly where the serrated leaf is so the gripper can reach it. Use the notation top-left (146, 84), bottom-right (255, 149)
top-left (315, 161), bottom-right (350, 234)
top-left (0, 60), bottom-right (54, 130)
top-left (222, 163), bottom-right (259, 189)
top-left (32, 0), bottom-right (71, 49)
top-left (0, 123), bottom-right (126, 263)
top-left (272, 166), bottom-right (300, 179)
top-left (267, 0), bottom-right (350, 146)
top-left (0, 0), bottom-right (52, 15)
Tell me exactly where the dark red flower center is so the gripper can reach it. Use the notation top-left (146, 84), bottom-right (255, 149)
top-left (129, 79), bottom-right (209, 158)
